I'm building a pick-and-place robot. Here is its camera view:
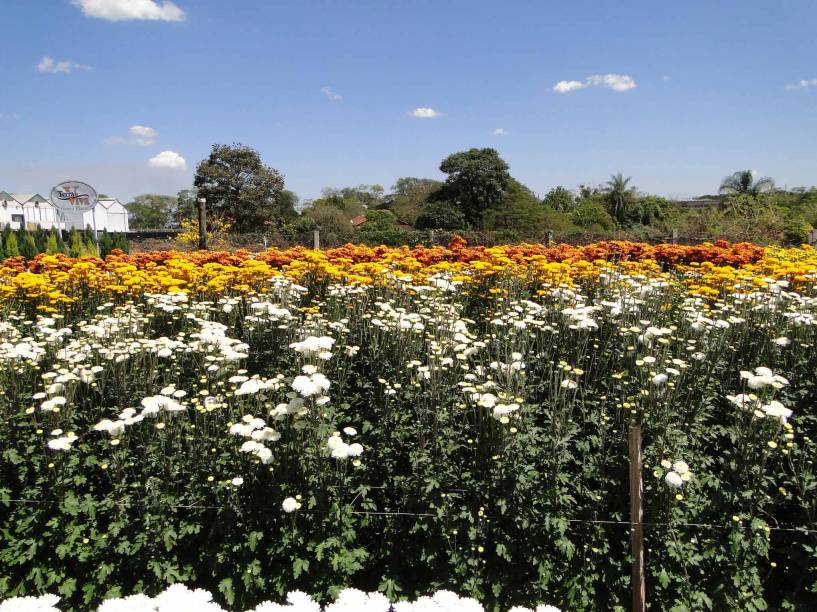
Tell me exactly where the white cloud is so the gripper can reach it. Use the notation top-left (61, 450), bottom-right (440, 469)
top-left (493, 128), bottom-right (508, 136)
top-left (129, 125), bottom-right (157, 145)
top-left (105, 125), bottom-right (158, 146)
top-left (786, 78), bottom-right (817, 90)
top-left (662, 75), bottom-right (671, 81)
top-left (320, 86), bottom-right (342, 101)
top-left (36, 56), bottom-right (92, 74)
top-left (0, 113), bottom-right (20, 121)
top-left (148, 150), bottom-right (186, 170)
top-left (410, 107), bottom-right (441, 118)
top-left (72, 0), bottom-right (185, 21)
top-left (552, 80), bottom-right (587, 93)
top-left (552, 73), bottom-right (636, 94)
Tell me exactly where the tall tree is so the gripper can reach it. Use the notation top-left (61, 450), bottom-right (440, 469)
top-left (542, 186), bottom-right (576, 212)
top-left (719, 170), bottom-right (775, 197)
top-left (193, 143), bottom-right (286, 232)
top-left (438, 148), bottom-right (510, 226)
top-left (126, 194), bottom-right (177, 229)
top-left (174, 188), bottom-right (199, 226)
top-left (604, 173), bottom-right (636, 223)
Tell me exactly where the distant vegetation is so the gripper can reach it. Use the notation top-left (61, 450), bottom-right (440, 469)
top-left (125, 144), bottom-right (817, 247)
top-left (0, 226), bottom-right (127, 260)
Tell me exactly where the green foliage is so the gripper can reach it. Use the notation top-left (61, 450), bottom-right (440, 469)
top-left (45, 231), bottom-right (60, 255)
top-left (604, 173), bottom-right (636, 224)
top-left (438, 148), bottom-right (511, 226)
top-left (542, 186), bottom-right (576, 212)
top-left (390, 178), bottom-right (443, 226)
top-left (126, 195), bottom-right (177, 230)
top-left (4, 231), bottom-right (19, 257)
top-left (69, 230), bottom-right (84, 258)
top-left (571, 200), bottom-right (616, 231)
top-left (719, 170), bottom-right (776, 197)
top-left (481, 180), bottom-right (575, 239)
top-left (416, 201), bottom-right (466, 230)
top-left (194, 143), bottom-right (286, 233)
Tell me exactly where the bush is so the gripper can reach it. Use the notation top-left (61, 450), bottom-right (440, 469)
top-left (570, 200), bottom-right (616, 230)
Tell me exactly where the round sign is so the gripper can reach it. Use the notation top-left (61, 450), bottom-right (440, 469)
top-left (50, 181), bottom-right (98, 213)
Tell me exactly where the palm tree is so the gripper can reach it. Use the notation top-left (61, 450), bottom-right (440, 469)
top-left (718, 170), bottom-right (775, 197)
top-left (605, 173), bottom-right (634, 223)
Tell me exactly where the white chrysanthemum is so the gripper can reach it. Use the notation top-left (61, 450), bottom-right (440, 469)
top-left (664, 471), bottom-right (683, 488)
top-left (0, 594), bottom-right (61, 612)
top-left (282, 497), bottom-right (300, 513)
top-left (672, 461), bottom-right (690, 475)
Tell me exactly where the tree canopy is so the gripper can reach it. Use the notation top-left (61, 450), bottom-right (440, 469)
top-left (193, 143), bottom-right (287, 232)
top-left (719, 170), bottom-right (776, 197)
top-left (438, 148), bottom-right (510, 225)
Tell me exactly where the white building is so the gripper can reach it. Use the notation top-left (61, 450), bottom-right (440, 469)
top-left (0, 191), bottom-right (129, 232)
top-left (11, 193), bottom-right (61, 229)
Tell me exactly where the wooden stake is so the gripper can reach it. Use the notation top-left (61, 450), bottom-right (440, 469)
top-left (313, 229), bottom-right (320, 250)
top-left (197, 198), bottom-right (207, 251)
top-left (629, 424), bottom-right (646, 612)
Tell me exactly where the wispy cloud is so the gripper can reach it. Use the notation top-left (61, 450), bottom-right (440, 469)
top-left (0, 113), bottom-right (21, 121)
top-left (552, 73), bottom-right (636, 94)
top-left (72, 0), bottom-right (185, 21)
top-left (36, 56), bottom-right (92, 74)
top-left (552, 80), bottom-right (586, 94)
top-left (320, 86), bottom-right (342, 101)
top-left (409, 107), bottom-right (442, 118)
top-left (106, 125), bottom-right (158, 146)
top-left (786, 78), bottom-right (817, 90)
top-left (493, 128), bottom-right (508, 136)
top-left (148, 150), bottom-right (186, 170)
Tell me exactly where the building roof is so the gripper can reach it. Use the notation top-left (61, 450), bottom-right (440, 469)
top-left (11, 193), bottom-right (51, 204)
top-left (0, 191), bottom-right (20, 204)
top-left (350, 215), bottom-right (367, 226)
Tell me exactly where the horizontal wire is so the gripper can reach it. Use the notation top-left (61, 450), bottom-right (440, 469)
top-left (1, 498), bottom-right (814, 534)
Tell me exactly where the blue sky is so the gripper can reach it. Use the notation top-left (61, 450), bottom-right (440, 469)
top-left (1, 0), bottom-right (815, 203)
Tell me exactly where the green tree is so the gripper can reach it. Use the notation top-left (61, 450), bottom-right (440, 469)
top-left (85, 237), bottom-right (98, 257)
top-left (126, 194), bottom-right (177, 229)
top-left (438, 148), bottom-right (511, 226)
top-left (277, 190), bottom-right (300, 222)
top-left (69, 229), bottom-right (84, 258)
top-left (174, 189), bottom-right (199, 227)
top-left (719, 170), bottom-right (775, 197)
top-left (482, 179), bottom-right (575, 239)
top-left (571, 200), bottom-right (616, 230)
top-left (300, 205), bottom-right (356, 245)
top-left (194, 143), bottom-right (286, 232)
top-left (20, 232), bottom-right (38, 259)
top-left (542, 186), bottom-right (576, 212)
top-left (416, 201), bottom-right (466, 230)
top-left (45, 231), bottom-right (60, 255)
top-left (4, 232), bottom-right (19, 257)
top-left (605, 173), bottom-right (636, 224)
top-left (390, 178), bottom-right (442, 226)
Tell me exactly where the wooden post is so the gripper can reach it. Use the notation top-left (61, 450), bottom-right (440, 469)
top-left (671, 228), bottom-right (679, 244)
top-left (313, 229), bottom-right (320, 250)
top-left (197, 198), bottom-right (207, 250)
top-left (629, 424), bottom-right (646, 612)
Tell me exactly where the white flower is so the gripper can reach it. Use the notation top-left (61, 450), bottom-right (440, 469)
top-left (231, 477), bottom-right (244, 487)
top-left (761, 400), bottom-right (793, 423)
top-left (672, 460), bottom-right (690, 475)
top-left (0, 594), bottom-right (61, 612)
top-left (651, 373), bottom-right (668, 386)
top-left (343, 427), bottom-right (357, 436)
top-left (664, 471), bottom-right (683, 488)
top-left (282, 497), bottom-right (300, 513)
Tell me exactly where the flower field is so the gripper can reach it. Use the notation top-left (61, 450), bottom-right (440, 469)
top-left (0, 239), bottom-right (815, 611)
